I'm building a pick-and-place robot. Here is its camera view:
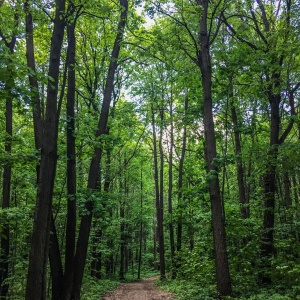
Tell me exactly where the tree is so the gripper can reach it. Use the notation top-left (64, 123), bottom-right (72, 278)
top-left (25, 1), bottom-right (66, 298)
top-left (0, 4), bottom-right (17, 297)
top-left (72, 0), bottom-right (128, 297)
top-left (222, 0), bottom-right (299, 284)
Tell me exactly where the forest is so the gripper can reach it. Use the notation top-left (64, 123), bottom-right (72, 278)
top-left (0, 0), bottom-right (300, 299)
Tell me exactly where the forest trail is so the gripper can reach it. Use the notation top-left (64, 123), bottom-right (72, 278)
top-left (102, 276), bottom-right (174, 300)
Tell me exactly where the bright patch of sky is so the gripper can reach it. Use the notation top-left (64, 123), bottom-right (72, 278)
top-left (136, 3), bottom-right (155, 28)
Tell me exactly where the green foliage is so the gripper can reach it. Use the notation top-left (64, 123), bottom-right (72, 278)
top-left (158, 278), bottom-right (217, 300)
top-left (81, 277), bottom-right (120, 300)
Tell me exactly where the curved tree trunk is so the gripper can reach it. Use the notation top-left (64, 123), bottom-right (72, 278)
top-left (71, 1), bottom-right (128, 298)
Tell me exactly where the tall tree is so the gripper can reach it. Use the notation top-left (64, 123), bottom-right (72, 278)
top-left (72, 0), bottom-right (128, 297)
top-left (151, 101), bottom-right (165, 279)
top-left (61, 3), bottom-right (82, 298)
top-left (168, 93), bottom-right (176, 278)
top-left (228, 76), bottom-right (249, 220)
top-left (0, 9), bottom-right (17, 298)
top-left (25, 1), bottom-right (66, 298)
top-left (176, 93), bottom-right (188, 259)
top-left (223, 0), bottom-right (298, 284)
top-left (196, 0), bottom-right (232, 296)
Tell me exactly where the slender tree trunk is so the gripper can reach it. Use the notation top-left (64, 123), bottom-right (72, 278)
top-left (229, 79), bottom-right (249, 219)
top-left (49, 215), bottom-right (63, 300)
top-left (176, 94), bottom-right (188, 259)
top-left (158, 106), bottom-right (166, 279)
top-left (259, 92), bottom-right (280, 284)
top-left (137, 167), bottom-right (143, 280)
top-left (0, 67), bottom-right (13, 300)
top-left (25, 1), bottom-right (66, 299)
top-left (72, 1), bottom-right (128, 297)
top-left (176, 93), bottom-right (189, 274)
top-left (168, 98), bottom-right (175, 278)
top-left (151, 105), bottom-right (165, 279)
top-left (62, 15), bottom-right (77, 299)
top-left (196, 1), bottom-right (232, 296)
top-left (0, 15), bottom-right (17, 300)
top-left (24, 0), bottom-right (43, 157)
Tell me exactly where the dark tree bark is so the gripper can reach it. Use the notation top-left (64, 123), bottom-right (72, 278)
top-left (176, 94), bottom-right (188, 257)
top-left (158, 103), bottom-right (166, 279)
top-left (0, 64), bottom-right (13, 300)
top-left (49, 215), bottom-right (63, 300)
top-left (24, 0), bottom-right (43, 156)
top-left (222, 0), bottom-right (295, 285)
top-left (25, 4), bottom-right (65, 297)
top-left (228, 78), bottom-right (249, 219)
top-left (259, 91), bottom-right (280, 284)
top-left (72, 1), bottom-right (128, 297)
top-left (61, 7), bottom-right (79, 297)
top-left (0, 96), bottom-right (12, 300)
top-left (168, 97), bottom-right (175, 278)
top-left (137, 167), bottom-right (143, 280)
top-left (257, 3), bottom-right (294, 284)
top-left (151, 103), bottom-right (165, 279)
top-left (0, 13), bottom-right (17, 300)
top-left (196, 0), bottom-right (232, 296)
top-left (25, 1), bottom-right (66, 299)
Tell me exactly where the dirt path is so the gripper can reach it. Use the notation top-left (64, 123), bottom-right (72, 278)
top-left (102, 276), bottom-right (174, 300)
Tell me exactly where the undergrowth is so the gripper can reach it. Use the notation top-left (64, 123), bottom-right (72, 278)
top-left (81, 277), bottom-right (119, 300)
top-left (158, 278), bottom-right (300, 300)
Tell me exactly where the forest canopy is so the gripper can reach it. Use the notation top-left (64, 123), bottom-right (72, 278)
top-left (0, 0), bottom-right (300, 299)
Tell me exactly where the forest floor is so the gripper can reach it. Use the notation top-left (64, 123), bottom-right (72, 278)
top-left (102, 276), bottom-right (174, 300)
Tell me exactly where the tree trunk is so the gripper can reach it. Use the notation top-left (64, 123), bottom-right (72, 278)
top-left (72, 1), bottom-right (128, 297)
top-left (137, 167), bottom-right (143, 280)
top-left (196, 0), bottom-right (232, 296)
top-left (62, 16), bottom-right (77, 299)
top-left (25, 1), bottom-right (66, 299)
top-left (0, 15), bottom-right (17, 300)
top-left (158, 105), bottom-right (166, 279)
top-left (259, 93), bottom-right (280, 284)
top-left (151, 104), bottom-right (165, 279)
top-left (168, 97), bottom-right (175, 278)
top-left (0, 66), bottom-right (13, 300)
top-left (229, 79), bottom-right (249, 219)
top-left (176, 94), bottom-right (188, 255)
top-left (24, 0), bottom-right (43, 160)
top-left (49, 215), bottom-right (63, 300)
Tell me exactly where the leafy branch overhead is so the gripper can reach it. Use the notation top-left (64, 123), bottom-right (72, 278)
top-left (0, 0), bottom-right (300, 300)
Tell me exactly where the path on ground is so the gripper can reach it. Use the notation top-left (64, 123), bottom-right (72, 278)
top-left (102, 276), bottom-right (174, 300)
